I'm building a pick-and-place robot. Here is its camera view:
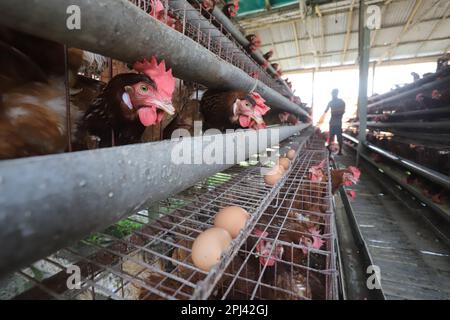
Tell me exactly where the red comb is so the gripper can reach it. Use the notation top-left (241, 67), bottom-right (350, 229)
top-left (149, 0), bottom-right (164, 17)
top-left (346, 190), bottom-right (357, 200)
top-left (348, 166), bottom-right (361, 180)
top-left (309, 226), bottom-right (325, 250)
top-left (133, 56), bottom-right (175, 99)
top-left (234, 0), bottom-right (239, 11)
top-left (251, 92), bottom-right (270, 116)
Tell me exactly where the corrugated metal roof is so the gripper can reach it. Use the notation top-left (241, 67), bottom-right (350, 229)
top-left (236, 0), bottom-right (450, 72)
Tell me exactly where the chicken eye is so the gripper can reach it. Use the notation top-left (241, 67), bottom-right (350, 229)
top-left (140, 85), bottom-right (148, 92)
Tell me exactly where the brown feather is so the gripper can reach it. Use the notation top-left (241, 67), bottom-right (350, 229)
top-left (200, 90), bottom-right (247, 131)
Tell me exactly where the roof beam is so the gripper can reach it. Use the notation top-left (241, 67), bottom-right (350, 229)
top-left (315, 6), bottom-right (326, 55)
top-left (299, 0), bottom-right (320, 69)
top-left (341, 0), bottom-right (357, 64)
top-left (282, 54), bottom-right (442, 74)
top-left (291, 21), bottom-right (302, 65)
top-left (258, 16), bottom-right (446, 48)
top-left (377, 0), bottom-right (424, 65)
top-left (239, 0), bottom-right (386, 32)
top-left (370, 0), bottom-right (393, 47)
top-left (414, 1), bottom-right (450, 57)
top-left (270, 36), bottom-right (450, 62)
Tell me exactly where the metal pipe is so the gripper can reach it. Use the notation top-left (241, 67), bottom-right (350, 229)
top-left (0, 124), bottom-right (310, 276)
top-left (0, 0), bottom-right (309, 118)
top-left (368, 67), bottom-right (450, 104)
top-left (366, 106), bottom-right (450, 119)
top-left (367, 76), bottom-right (450, 112)
top-left (210, 6), bottom-right (292, 93)
top-left (357, 0), bottom-right (370, 166)
top-left (354, 120), bottom-right (450, 130)
top-left (343, 133), bottom-right (450, 190)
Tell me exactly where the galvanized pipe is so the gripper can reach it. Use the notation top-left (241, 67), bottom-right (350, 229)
top-left (366, 106), bottom-right (450, 119)
top-left (369, 120), bottom-right (450, 130)
top-left (368, 68), bottom-right (450, 104)
top-left (0, 0), bottom-right (309, 118)
top-left (351, 120), bottom-right (450, 130)
top-left (367, 76), bottom-right (450, 112)
top-left (210, 6), bottom-right (292, 94)
top-left (343, 133), bottom-right (450, 191)
top-left (0, 124), bottom-right (310, 276)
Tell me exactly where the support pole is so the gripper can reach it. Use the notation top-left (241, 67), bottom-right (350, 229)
top-left (357, 0), bottom-right (371, 166)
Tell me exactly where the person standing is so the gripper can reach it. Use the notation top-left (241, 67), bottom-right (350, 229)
top-left (323, 89), bottom-right (346, 155)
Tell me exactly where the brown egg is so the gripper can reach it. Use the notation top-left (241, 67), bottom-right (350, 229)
top-left (277, 157), bottom-right (290, 170)
top-left (214, 206), bottom-right (250, 238)
top-left (191, 228), bottom-right (232, 271)
top-left (264, 165), bottom-right (284, 186)
top-left (287, 149), bottom-right (296, 160)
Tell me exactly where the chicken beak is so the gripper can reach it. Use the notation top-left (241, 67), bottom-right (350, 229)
top-left (155, 100), bottom-right (175, 116)
top-left (251, 113), bottom-right (264, 124)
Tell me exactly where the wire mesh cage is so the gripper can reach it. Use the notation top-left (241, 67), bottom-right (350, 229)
top-left (1, 135), bottom-right (336, 300)
top-left (128, 0), bottom-right (284, 92)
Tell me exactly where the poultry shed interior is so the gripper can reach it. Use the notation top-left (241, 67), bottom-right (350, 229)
top-left (1, 0), bottom-right (450, 304)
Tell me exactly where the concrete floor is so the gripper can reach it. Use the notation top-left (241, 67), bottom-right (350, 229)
top-left (335, 148), bottom-right (450, 300)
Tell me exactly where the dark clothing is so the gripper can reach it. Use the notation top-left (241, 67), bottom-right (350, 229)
top-left (325, 98), bottom-right (346, 126)
top-left (325, 97), bottom-right (346, 154)
top-left (329, 124), bottom-right (343, 148)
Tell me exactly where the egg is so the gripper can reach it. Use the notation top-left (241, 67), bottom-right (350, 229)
top-left (214, 206), bottom-right (250, 238)
top-left (191, 228), bottom-right (232, 271)
top-left (264, 165), bottom-right (284, 186)
top-left (277, 157), bottom-right (290, 170)
top-left (287, 149), bottom-right (296, 160)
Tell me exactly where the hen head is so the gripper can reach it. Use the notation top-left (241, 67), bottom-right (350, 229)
top-left (149, 0), bottom-right (165, 19)
top-left (253, 229), bottom-right (284, 267)
top-left (246, 34), bottom-right (261, 51)
top-left (308, 160), bottom-right (326, 182)
top-left (232, 92), bottom-right (270, 130)
top-left (129, 57), bottom-right (175, 126)
top-left (299, 226), bottom-right (325, 255)
top-left (416, 93), bottom-right (425, 103)
top-left (264, 49), bottom-right (274, 60)
top-left (201, 0), bottom-right (218, 11)
top-left (342, 166), bottom-right (361, 186)
top-left (224, 1), bottom-right (239, 17)
top-left (432, 89), bottom-right (442, 100)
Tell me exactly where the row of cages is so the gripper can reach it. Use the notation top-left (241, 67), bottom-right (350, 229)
top-left (345, 63), bottom-right (450, 209)
top-left (0, 132), bottom-right (339, 300)
top-left (0, 0), bottom-right (306, 162)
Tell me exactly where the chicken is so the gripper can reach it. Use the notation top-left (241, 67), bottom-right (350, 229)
top-left (163, 82), bottom-right (203, 139)
top-left (270, 63), bottom-right (282, 77)
top-left (330, 166), bottom-right (361, 194)
top-left (411, 72), bottom-right (420, 82)
top-left (0, 28), bottom-right (91, 159)
top-left (245, 34), bottom-right (261, 53)
top-left (77, 57), bottom-right (176, 148)
top-left (416, 89), bottom-right (449, 110)
top-left (436, 53), bottom-right (449, 72)
top-left (222, 1), bottom-right (239, 19)
top-left (279, 112), bottom-right (300, 125)
top-left (420, 179), bottom-right (446, 205)
top-left (263, 49), bottom-right (274, 61)
top-left (200, 90), bottom-right (270, 131)
top-left (187, 0), bottom-right (218, 12)
top-left (148, 0), bottom-right (181, 31)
